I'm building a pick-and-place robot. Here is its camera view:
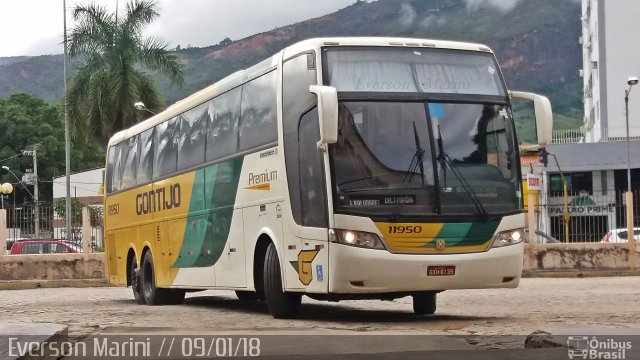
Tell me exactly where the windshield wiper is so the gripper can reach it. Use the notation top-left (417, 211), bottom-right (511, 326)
top-left (436, 125), bottom-right (490, 220)
top-left (404, 121), bottom-right (426, 186)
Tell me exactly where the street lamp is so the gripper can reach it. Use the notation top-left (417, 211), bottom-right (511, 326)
top-left (625, 76), bottom-right (638, 192)
top-left (0, 183), bottom-right (13, 209)
top-left (1, 166), bottom-right (34, 199)
top-left (624, 76), bottom-right (638, 271)
top-left (134, 101), bottom-right (156, 115)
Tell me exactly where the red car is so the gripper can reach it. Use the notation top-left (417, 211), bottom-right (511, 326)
top-left (9, 240), bottom-right (81, 255)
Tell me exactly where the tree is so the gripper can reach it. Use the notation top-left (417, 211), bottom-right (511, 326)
top-left (67, 0), bottom-right (184, 145)
top-left (0, 93), bottom-right (104, 203)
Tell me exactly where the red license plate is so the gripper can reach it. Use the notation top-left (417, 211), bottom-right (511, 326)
top-left (426, 265), bottom-right (456, 276)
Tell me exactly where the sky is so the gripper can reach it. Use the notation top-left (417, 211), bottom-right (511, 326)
top-left (0, 0), bottom-right (359, 57)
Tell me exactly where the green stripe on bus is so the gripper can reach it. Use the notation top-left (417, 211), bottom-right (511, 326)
top-left (422, 221), bottom-right (499, 247)
top-left (173, 157), bottom-right (244, 268)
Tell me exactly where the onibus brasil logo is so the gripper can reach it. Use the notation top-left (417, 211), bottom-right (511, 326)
top-left (567, 336), bottom-right (632, 359)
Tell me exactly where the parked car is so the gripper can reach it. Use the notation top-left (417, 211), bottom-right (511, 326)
top-left (9, 240), bottom-right (80, 255)
top-left (600, 227), bottom-right (640, 243)
top-left (6, 238), bottom-right (30, 251)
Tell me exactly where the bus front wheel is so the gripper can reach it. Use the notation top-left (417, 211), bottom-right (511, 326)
top-left (412, 292), bottom-right (437, 315)
top-left (141, 251), bottom-right (168, 305)
top-left (263, 243), bottom-right (301, 318)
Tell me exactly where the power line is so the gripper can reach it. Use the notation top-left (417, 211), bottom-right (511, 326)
top-left (0, 153), bottom-right (23, 164)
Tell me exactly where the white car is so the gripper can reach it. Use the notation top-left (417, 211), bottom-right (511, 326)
top-left (601, 227), bottom-right (640, 243)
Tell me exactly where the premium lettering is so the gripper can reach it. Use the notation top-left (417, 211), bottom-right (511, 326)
top-left (249, 170), bottom-right (278, 186)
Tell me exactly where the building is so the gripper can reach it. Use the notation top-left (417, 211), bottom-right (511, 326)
top-left (527, 1), bottom-right (640, 242)
top-left (581, 0), bottom-right (640, 142)
top-left (533, 142), bottom-right (640, 242)
top-left (52, 168), bottom-right (104, 204)
top-left (52, 168), bottom-right (104, 243)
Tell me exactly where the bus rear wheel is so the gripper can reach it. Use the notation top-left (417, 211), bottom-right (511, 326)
top-left (141, 251), bottom-right (169, 305)
top-left (130, 255), bottom-right (145, 305)
top-left (263, 243), bottom-right (301, 318)
top-left (412, 292), bottom-right (437, 315)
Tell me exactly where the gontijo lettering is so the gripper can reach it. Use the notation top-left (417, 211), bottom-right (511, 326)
top-left (136, 184), bottom-right (181, 215)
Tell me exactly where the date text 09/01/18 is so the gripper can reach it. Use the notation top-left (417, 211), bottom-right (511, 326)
top-left (9, 337), bottom-right (261, 358)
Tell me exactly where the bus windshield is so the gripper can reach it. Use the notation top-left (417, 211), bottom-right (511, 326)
top-left (324, 47), bottom-right (506, 96)
top-left (330, 101), bottom-right (520, 218)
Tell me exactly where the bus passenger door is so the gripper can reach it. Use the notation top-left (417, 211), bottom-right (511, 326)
top-left (286, 106), bottom-right (330, 293)
top-left (282, 52), bottom-right (330, 293)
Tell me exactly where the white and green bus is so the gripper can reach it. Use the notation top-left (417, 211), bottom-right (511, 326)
top-left (104, 37), bottom-right (552, 318)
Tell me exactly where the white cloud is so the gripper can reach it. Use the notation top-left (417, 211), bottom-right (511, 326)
top-left (464, 0), bottom-right (522, 13)
top-left (0, 0), bottom-right (359, 57)
top-left (398, 3), bottom-right (417, 27)
top-left (420, 14), bottom-right (446, 29)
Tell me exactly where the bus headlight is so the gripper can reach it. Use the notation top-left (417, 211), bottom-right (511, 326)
top-left (331, 229), bottom-right (386, 250)
top-left (491, 228), bottom-right (525, 248)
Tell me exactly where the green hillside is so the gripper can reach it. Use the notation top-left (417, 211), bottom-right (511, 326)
top-left (0, 0), bottom-right (583, 129)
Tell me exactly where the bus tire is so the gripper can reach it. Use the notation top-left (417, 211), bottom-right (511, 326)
top-left (412, 292), bottom-right (436, 315)
top-left (130, 255), bottom-right (145, 305)
top-left (235, 291), bottom-right (260, 301)
top-left (141, 251), bottom-right (168, 305)
top-left (264, 243), bottom-right (301, 318)
top-left (166, 290), bottom-right (186, 305)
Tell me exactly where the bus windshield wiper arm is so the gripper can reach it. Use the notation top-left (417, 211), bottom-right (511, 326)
top-left (437, 126), bottom-right (489, 220)
top-left (404, 121), bottom-right (426, 186)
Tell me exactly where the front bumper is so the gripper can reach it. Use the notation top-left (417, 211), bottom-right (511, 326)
top-left (328, 241), bottom-right (523, 293)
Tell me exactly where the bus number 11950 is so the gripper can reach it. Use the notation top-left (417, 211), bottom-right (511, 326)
top-left (388, 225), bottom-right (422, 234)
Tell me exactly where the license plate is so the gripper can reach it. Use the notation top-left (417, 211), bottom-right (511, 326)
top-left (426, 265), bottom-right (456, 276)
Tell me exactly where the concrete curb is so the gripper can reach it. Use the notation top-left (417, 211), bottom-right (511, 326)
top-left (0, 279), bottom-right (112, 290)
top-left (0, 270), bottom-right (637, 290)
top-left (522, 269), bottom-right (640, 278)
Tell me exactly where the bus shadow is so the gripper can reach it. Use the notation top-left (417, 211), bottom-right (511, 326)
top-left (181, 295), bottom-right (500, 325)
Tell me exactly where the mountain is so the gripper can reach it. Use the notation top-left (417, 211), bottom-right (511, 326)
top-left (0, 0), bottom-right (583, 128)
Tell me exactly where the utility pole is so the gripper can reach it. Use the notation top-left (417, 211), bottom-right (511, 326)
top-left (64, 0), bottom-right (72, 242)
top-left (23, 147), bottom-right (39, 238)
top-left (548, 151), bottom-right (570, 243)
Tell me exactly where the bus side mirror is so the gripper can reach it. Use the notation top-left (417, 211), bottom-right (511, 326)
top-left (509, 91), bottom-right (553, 147)
top-left (310, 85), bottom-right (338, 150)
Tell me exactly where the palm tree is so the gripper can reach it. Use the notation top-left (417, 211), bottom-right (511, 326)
top-left (67, 0), bottom-right (183, 145)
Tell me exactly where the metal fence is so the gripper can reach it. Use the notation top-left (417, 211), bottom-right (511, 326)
top-left (552, 127), bottom-right (640, 144)
top-left (4, 202), bottom-right (104, 252)
top-left (534, 189), bottom-right (640, 243)
top-left (4, 193), bottom-right (636, 247)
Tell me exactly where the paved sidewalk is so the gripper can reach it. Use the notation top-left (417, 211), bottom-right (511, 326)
top-left (0, 279), bottom-right (111, 291)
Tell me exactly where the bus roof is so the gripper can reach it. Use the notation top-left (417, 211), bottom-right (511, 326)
top-left (107, 37), bottom-right (494, 148)
top-left (281, 37), bottom-right (493, 58)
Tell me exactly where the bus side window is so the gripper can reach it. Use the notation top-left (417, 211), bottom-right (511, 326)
top-left (206, 88), bottom-right (241, 161)
top-left (137, 127), bottom-right (155, 184)
top-left (120, 135), bottom-right (139, 189)
top-left (153, 117), bottom-right (180, 179)
top-left (239, 70), bottom-right (278, 151)
top-left (178, 103), bottom-right (208, 170)
top-left (106, 143), bottom-right (122, 193)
